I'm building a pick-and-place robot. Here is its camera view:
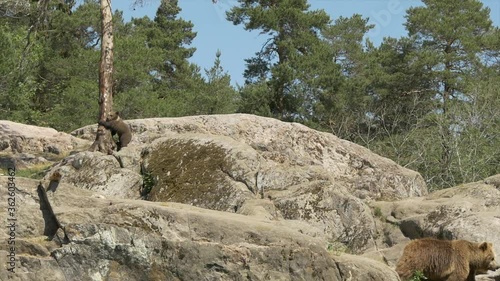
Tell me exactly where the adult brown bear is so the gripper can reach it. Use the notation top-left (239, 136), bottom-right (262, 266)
top-left (396, 238), bottom-right (499, 281)
top-left (98, 111), bottom-right (132, 151)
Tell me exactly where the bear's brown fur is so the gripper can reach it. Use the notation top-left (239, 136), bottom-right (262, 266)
top-left (396, 238), bottom-right (499, 281)
top-left (98, 111), bottom-right (132, 151)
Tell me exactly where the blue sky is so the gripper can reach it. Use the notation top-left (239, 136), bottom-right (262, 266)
top-left (113, 0), bottom-right (500, 86)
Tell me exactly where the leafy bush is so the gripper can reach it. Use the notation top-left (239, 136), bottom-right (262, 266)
top-left (409, 270), bottom-right (427, 281)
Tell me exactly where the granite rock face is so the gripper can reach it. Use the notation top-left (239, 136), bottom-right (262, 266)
top-left (67, 114), bottom-right (427, 252)
top-left (0, 120), bottom-right (89, 171)
top-left (3, 115), bottom-right (500, 280)
top-left (0, 120), bottom-right (88, 155)
top-left (72, 114), bottom-right (427, 202)
top-left (372, 175), bottom-right (500, 269)
top-left (0, 177), bottom-right (401, 281)
top-left (0, 114), bottom-right (434, 280)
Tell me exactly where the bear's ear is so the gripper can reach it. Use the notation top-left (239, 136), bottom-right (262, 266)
top-left (480, 242), bottom-right (489, 251)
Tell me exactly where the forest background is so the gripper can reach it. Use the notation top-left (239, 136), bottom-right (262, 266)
top-left (0, 0), bottom-right (499, 190)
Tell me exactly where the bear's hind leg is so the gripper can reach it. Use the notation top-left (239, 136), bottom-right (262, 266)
top-left (444, 271), bottom-right (468, 281)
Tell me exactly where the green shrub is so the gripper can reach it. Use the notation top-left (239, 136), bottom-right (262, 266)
top-left (409, 270), bottom-right (427, 281)
top-left (141, 170), bottom-right (155, 197)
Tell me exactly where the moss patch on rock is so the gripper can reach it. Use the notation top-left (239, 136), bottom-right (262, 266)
top-left (146, 138), bottom-right (246, 211)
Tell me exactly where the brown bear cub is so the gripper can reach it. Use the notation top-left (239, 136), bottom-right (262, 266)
top-left (98, 111), bottom-right (132, 151)
top-left (396, 238), bottom-right (499, 281)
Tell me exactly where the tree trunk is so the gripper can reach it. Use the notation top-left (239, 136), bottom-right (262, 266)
top-left (89, 0), bottom-right (115, 154)
top-left (439, 43), bottom-right (454, 186)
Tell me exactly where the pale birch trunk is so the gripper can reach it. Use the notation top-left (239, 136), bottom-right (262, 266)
top-left (90, 0), bottom-right (115, 154)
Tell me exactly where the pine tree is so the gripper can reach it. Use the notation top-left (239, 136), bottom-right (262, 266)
top-left (227, 0), bottom-right (339, 121)
top-left (198, 50), bottom-right (238, 114)
top-left (405, 0), bottom-right (499, 187)
top-left (320, 14), bottom-right (375, 139)
top-left (149, 0), bottom-right (197, 91)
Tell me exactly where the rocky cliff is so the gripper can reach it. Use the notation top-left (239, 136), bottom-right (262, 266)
top-left (0, 114), bottom-right (498, 280)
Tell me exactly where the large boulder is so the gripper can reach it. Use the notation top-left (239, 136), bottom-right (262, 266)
top-left (45, 151), bottom-right (143, 199)
top-left (0, 177), bottom-right (400, 281)
top-left (1, 114), bottom-right (437, 280)
top-left (5, 115), bottom-right (500, 280)
top-left (68, 114), bottom-right (427, 253)
top-left (73, 114), bottom-right (427, 202)
top-left (371, 174), bottom-right (500, 278)
top-left (0, 120), bottom-right (88, 155)
top-left (0, 120), bottom-right (89, 170)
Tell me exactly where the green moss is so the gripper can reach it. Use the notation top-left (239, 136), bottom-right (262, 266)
top-left (326, 241), bottom-right (348, 255)
top-left (145, 139), bottom-right (237, 210)
top-left (4, 163), bottom-right (52, 179)
top-left (141, 170), bottom-right (155, 197)
top-left (409, 270), bottom-right (427, 281)
top-left (373, 206), bottom-right (383, 218)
